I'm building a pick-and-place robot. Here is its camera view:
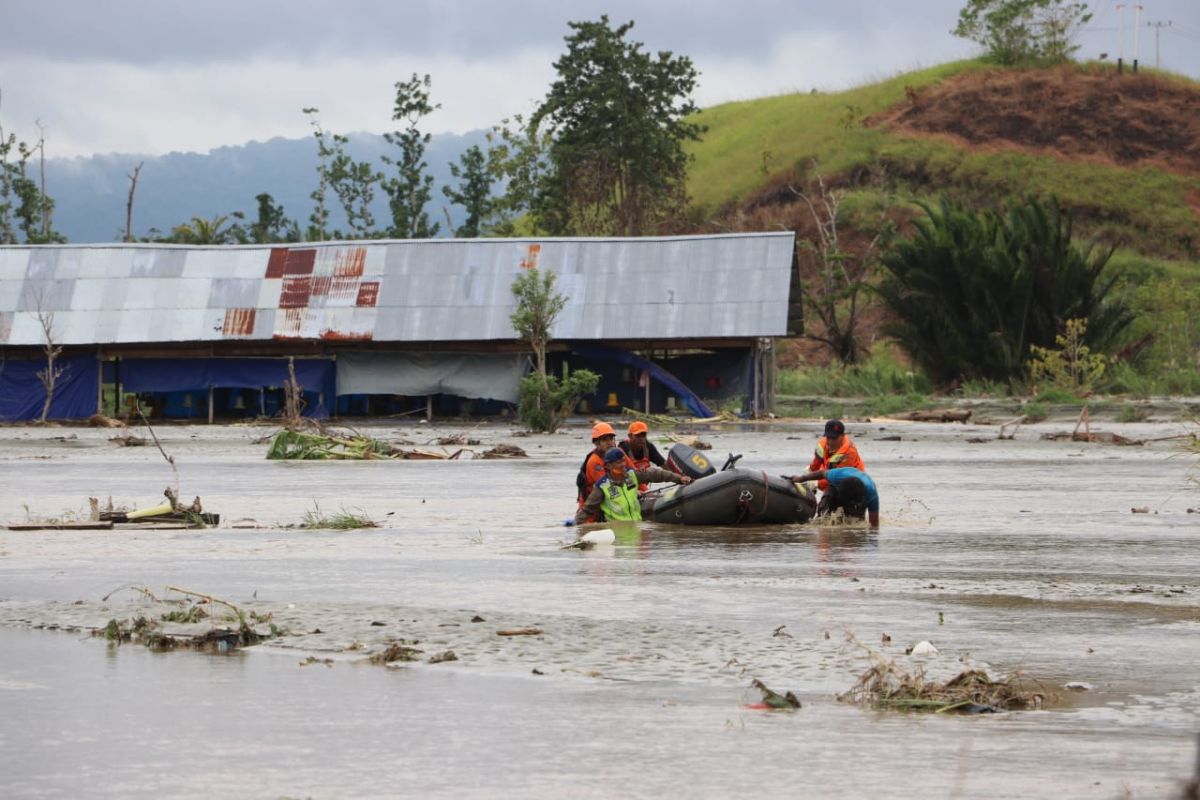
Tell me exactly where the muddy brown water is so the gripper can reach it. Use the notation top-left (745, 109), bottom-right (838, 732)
top-left (1, 418), bottom-right (1198, 798)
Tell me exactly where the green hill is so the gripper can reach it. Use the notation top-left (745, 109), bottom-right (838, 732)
top-left (685, 60), bottom-right (1200, 394)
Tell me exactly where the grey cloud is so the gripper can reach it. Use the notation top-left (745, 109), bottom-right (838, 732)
top-left (10, 0), bottom-right (968, 64)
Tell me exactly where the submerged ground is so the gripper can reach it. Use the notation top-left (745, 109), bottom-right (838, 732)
top-left (1, 415), bottom-right (1198, 798)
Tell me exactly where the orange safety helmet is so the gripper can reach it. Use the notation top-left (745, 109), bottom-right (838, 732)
top-left (591, 422), bottom-right (616, 440)
top-left (628, 421), bottom-right (649, 436)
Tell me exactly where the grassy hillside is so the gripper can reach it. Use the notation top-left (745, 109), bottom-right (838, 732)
top-left (687, 60), bottom-right (1200, 259)
top-left (685, 60), bottom-right (1200, 397)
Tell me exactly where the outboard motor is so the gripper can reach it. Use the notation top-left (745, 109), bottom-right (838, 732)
top-left (666, 442), bottom-right (717, 480)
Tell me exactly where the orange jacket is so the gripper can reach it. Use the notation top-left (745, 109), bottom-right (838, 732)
top-left (807, 436), bottom-right (866, 490)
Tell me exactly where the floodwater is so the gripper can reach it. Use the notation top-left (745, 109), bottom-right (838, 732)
top-left (1, 416), bottom-right (1198, 799)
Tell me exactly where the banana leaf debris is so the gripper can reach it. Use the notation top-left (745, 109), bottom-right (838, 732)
top-left (264, 429), bottom-right (527, 460)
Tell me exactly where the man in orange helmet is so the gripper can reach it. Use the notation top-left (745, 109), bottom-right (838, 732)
top-left (576, 422), bottom-right (636, 513)
top-left (619, 420), bottom-right (669, 492)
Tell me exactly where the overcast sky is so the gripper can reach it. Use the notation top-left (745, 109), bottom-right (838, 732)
top-left (2, 0), bottom-right (1197, 159)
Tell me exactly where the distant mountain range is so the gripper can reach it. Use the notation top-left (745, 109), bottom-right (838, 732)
top-left (45, 129), bottom-right (489, 243)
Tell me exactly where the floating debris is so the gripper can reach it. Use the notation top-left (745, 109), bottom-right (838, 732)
top-left (370, 642), bottom-right (424, 664)
top-left (908, 640), bottom-right (939, 656)
top-left (266, 430), bottom-right (399, 460)
top-left (481, 443), bottom-right (528, 458)
top-left (746, 679), bottom-right (801, 710)
top-left (1040, 431), bottom-right (1144, 446)
top-left (497, 627), bottom-right (543, 637)
top-left (840, 650), bottom-right (1049, 714)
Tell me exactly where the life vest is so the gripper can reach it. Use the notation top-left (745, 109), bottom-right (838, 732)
top-left (576, 451), bottom-right (607, 505)
top-left (812, 436), bottom-right (865, 471)
top-left (623, 442), bottom-right (653, 491)
top-left (810, 437), bottom-right (866, 491)
top-left (596, 471), bottom-right (642, 522)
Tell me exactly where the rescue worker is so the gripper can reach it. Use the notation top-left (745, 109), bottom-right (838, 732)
top-left (576, 422), bottom-right (635, 509)
top-left (576, 447), bottom-right (691, 525)
top-left (807, 419), bottom-right (866, 491)
top-left (619, 420), bottom-right (669, 492)
top-left (789, 466), bottom-right (880, 528)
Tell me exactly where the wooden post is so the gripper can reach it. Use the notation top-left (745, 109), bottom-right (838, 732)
top-left (208, 385), bottom-right (214, 424)
top-left (114, 358), bottom-right (122, 417)
top-left (426, 395), bottom-right (433, 421)
top-left (751, 345), bottom-right (760, 419)
top-left (259, 389), bottom-right (266, 418)
top-left (643, 367), bottom-right (651, 413)
top-left (96, 351), bottom-right (104, 414)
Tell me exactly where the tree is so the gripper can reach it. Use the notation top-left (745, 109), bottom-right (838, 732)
top-left (381, 73), bottom-right (439, 239)
top-left (250, 192), bottom-right (300, 243)
top-left (529, 16), bottom-right (704, 236)
top-left (168, 214), bottom-right (239, 244)
top-left (303, 107), bottom-right (333, 241)
top-left (877, 195), bottom-right (1133, 386)
top-left (328, 134), bottom-right (383, 239)
top-left (791, 166), bottom-right (890, 365)
top-left (952, 0), bottom-right (1092, 65)
top-left (484, 114), bottom-right (551, 235)
top-left (124, 162), bottom-right (143, 243)
top-left (0, 98), bottom-right (63, 244)
top-left (442, 145), bottom-right (492, 237)
top-left (510, 267), bottom-right (598, 432)
top-left (32, 289), bottom-right (63, 424)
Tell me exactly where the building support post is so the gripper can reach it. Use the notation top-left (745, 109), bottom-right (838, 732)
top-left (96, 348), bottom-right (104, 415)
top-left (208, 385), bottom-right (214, 424)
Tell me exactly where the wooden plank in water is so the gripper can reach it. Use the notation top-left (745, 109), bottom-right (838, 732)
top-left (5, 520), bottom-right (115, 531)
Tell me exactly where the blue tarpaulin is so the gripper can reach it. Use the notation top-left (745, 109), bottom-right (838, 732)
top-left (568, 343), bottom-right (715, 418)
top-left (117, 358), bottom-right (336, 417)
top-left (0, 355), bottom-right (99, 421)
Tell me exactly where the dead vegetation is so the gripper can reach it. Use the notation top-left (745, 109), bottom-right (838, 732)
top-left (93, 586), bottom-right (279, 652)
top-left (839, 647), bottom-right (1052, 714)
top-left (264, 428), bottom-right (527, 460)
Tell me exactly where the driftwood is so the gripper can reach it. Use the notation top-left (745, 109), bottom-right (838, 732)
top-left (6, 520), bottom-right (114, 531)
top-left (1039, 431), bottom-right (1144, 446)
top-left (895, 408), bottom-right (972, 423)
top-left (997, 415), bottom-right (1026, 440)
top-left (497, 627), bottom-right (543, 637)
top-left (482, 444), bottom-right (528, 458)
top-left (109, 434), bottom-right (146, 447)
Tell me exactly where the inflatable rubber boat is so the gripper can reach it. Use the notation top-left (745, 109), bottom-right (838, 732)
top-left (640, 467), bottom-right (817, 525)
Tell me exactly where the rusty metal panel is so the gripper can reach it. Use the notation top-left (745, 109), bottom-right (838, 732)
top-left (0, 233), bottom-right (795, 345)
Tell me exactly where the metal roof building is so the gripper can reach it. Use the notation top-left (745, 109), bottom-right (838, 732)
top-left (0, 233), bottom-right (797, 421)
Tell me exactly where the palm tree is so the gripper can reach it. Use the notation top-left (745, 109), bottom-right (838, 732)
top-left (877, 195), bottom-right (1132, 386)
top-left (169, 214), bottom-right (237, 244)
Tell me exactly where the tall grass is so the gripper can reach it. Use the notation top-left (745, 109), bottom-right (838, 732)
top-left (777, 346), bottom-right (933, 397)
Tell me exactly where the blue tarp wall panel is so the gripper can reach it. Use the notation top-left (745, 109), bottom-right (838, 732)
top-left (117, 358), bottom-right (335, 417)
top-left (0, 354), bottom-right (99, 421)
top-left (568, 343), bottom-right (715, 418)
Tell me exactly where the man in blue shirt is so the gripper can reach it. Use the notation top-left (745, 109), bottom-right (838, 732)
top-left (789, 466), bottom-right (879, 527)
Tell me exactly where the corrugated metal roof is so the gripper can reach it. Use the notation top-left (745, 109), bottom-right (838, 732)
top-left (0, 234), bottom-right (794, 347)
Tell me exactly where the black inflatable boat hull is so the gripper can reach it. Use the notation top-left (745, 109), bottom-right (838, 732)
top-left (642, 468), bottom-right (817, 525)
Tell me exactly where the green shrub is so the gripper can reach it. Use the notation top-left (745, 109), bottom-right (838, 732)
top-left (517, 368), bottom-right (600, 433)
